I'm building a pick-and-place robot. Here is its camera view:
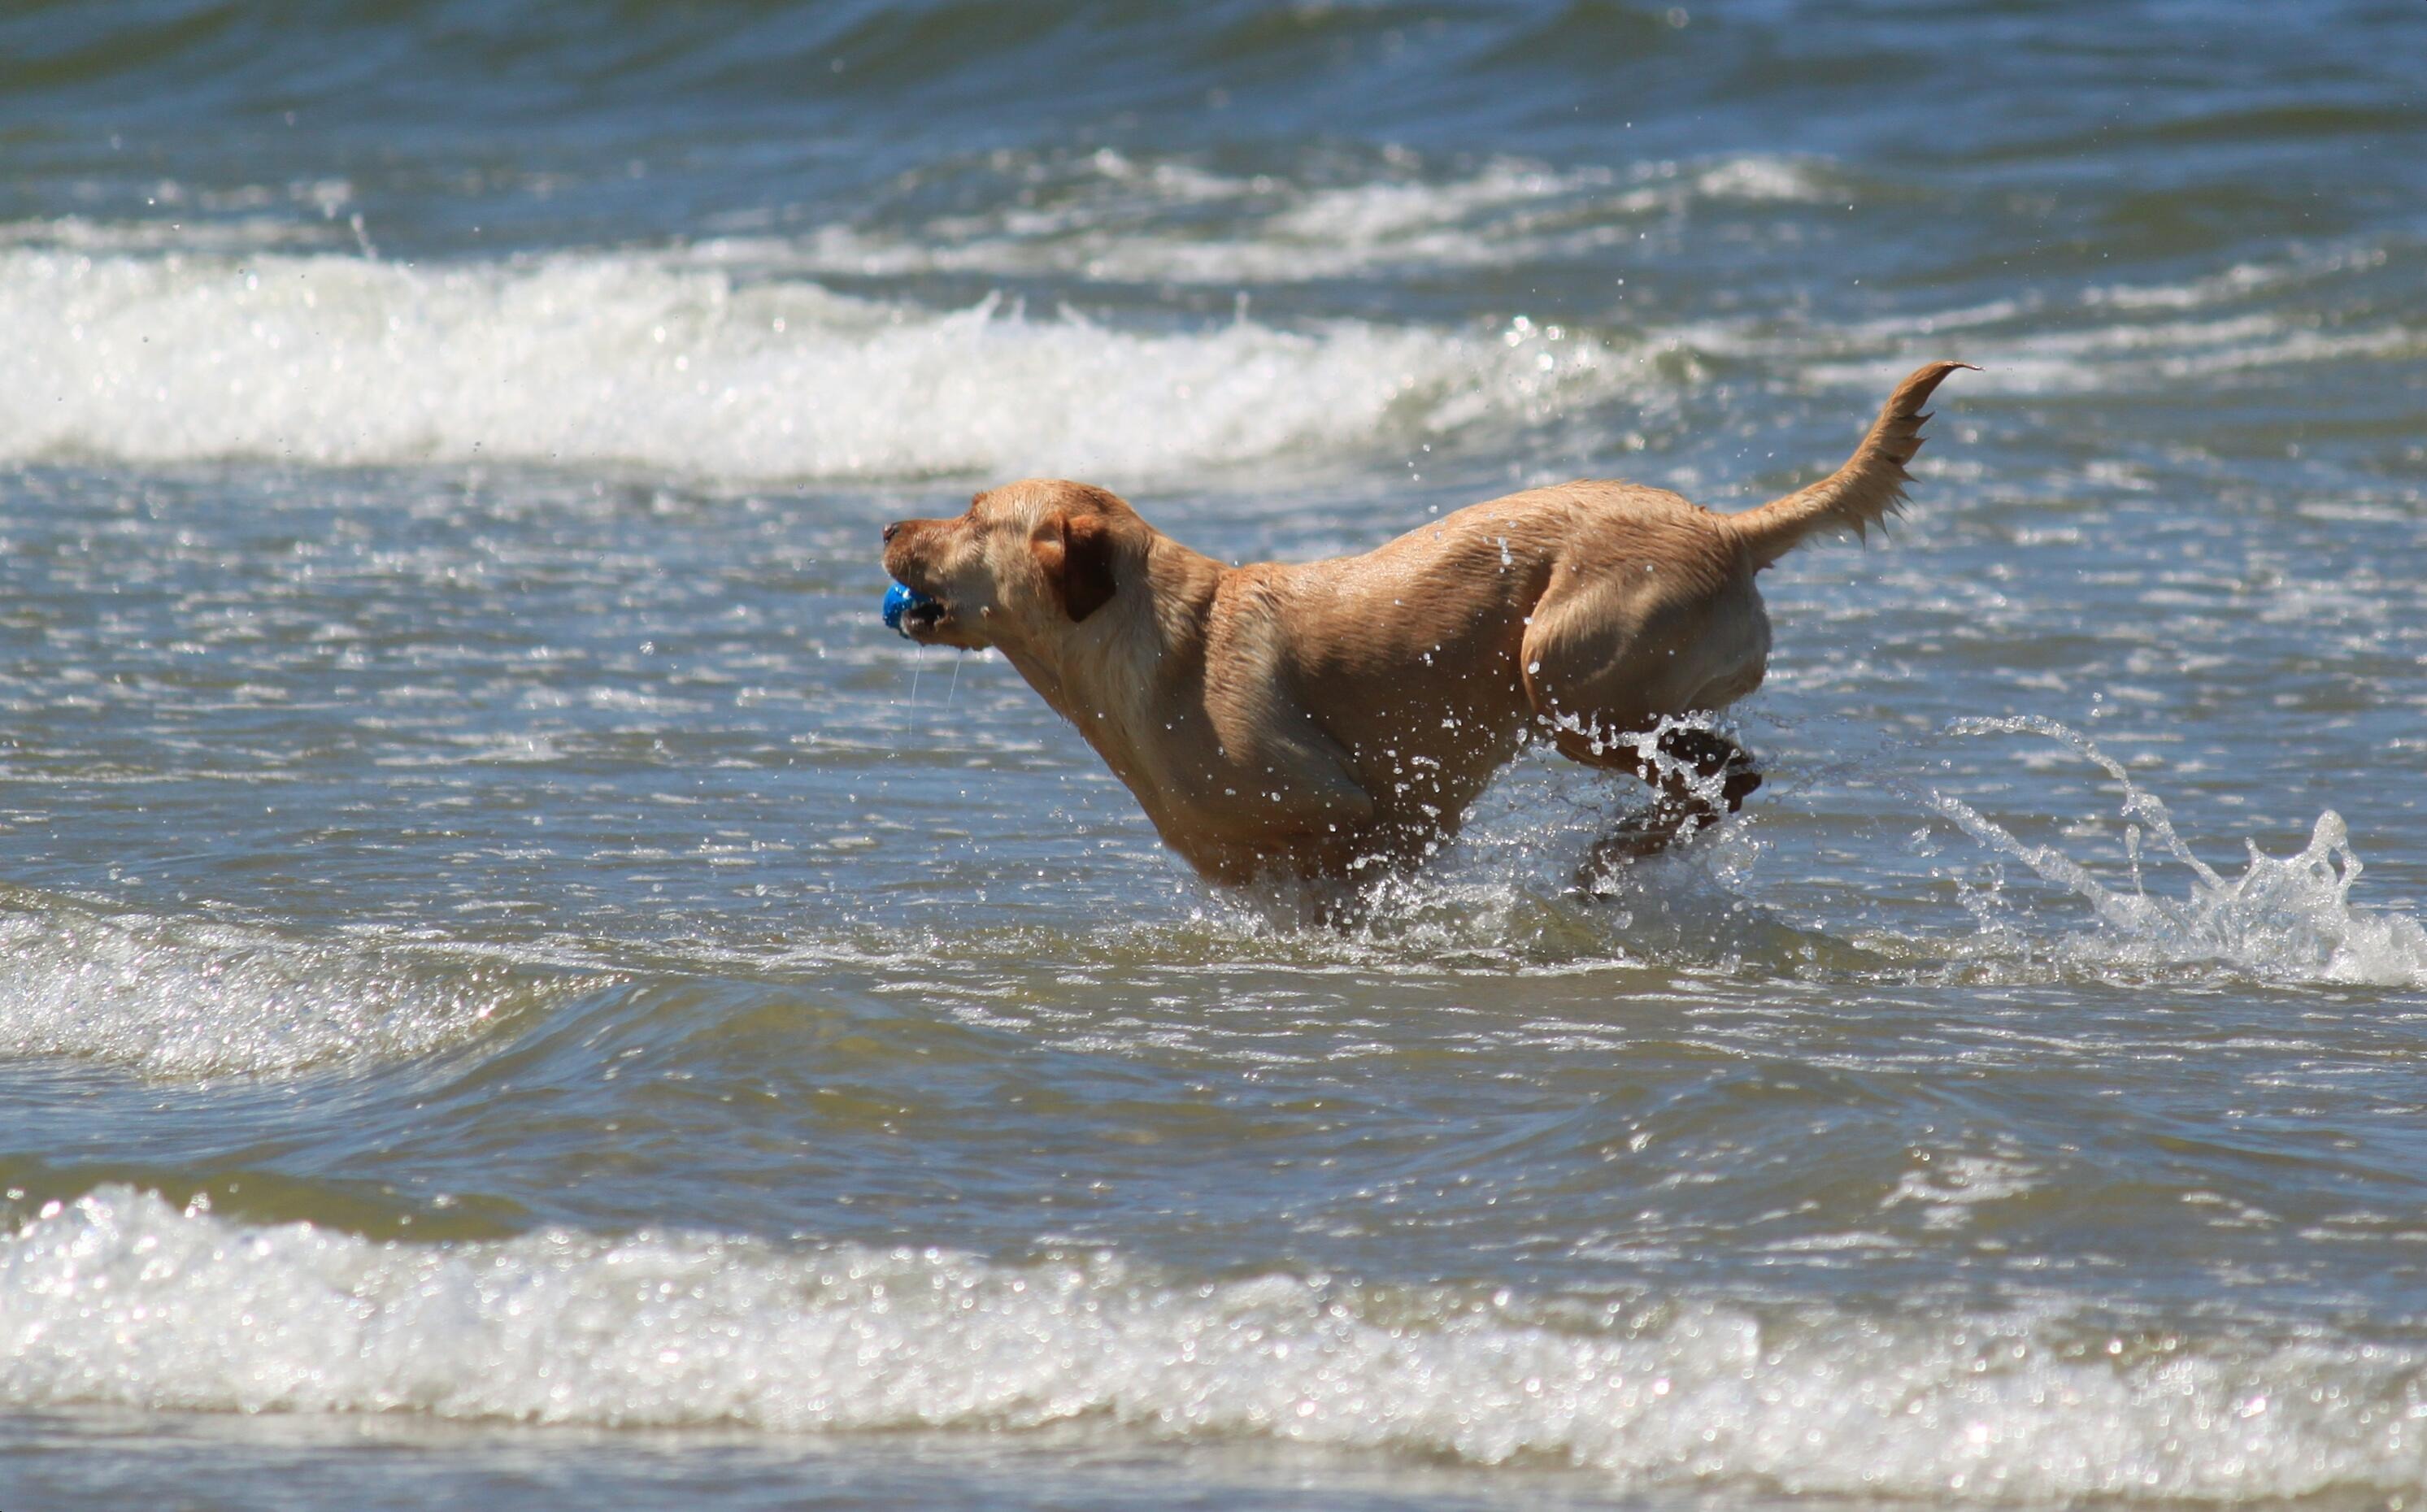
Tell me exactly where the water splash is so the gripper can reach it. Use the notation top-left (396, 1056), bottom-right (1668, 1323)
top-left (1928, 717), bottom-right (2427, 987)
top-left (1185, 715), bottom-right (1799, 971)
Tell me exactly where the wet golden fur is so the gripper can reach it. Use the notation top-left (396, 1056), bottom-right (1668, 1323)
top-left (882, 362), bottom-right (1968, 886)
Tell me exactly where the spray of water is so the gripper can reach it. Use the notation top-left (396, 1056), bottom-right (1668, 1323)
top-left (1928, 716), bottom-right (2427, 986)
top-left (1180, 712), bottom-right (1790, 968)
top-left (1190, 711), bottom-right (2427, 989)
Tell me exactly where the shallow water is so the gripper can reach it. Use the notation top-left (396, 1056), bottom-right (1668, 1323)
top-left (2, 2), bottom-right (2425, 1508)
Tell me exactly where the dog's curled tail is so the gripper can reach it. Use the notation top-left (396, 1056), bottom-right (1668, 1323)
top-left (1725, 360), bottom-right (1975, 569)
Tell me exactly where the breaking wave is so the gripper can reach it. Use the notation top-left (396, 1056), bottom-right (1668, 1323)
top-left (6, 1184), bottom-right (2424, 1501)
top-left (0, 240), bottom-right (1633, 483)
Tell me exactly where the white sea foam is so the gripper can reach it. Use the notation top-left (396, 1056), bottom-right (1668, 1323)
top-left (7, 1184), bottom-right (2425, 1501)
top-left (1929, 718), bottom-right (2427, 987)
top-left (0, 889), bottom-right (580, 1077)
top-left (0, 242), bottom-right (1635, 482)
top-left (1809, 315), bottom-right (2424, 398)
top-left (1804, 241), bottom-right (2416, 398)
top-left (0, 213), bottom-right (345, 254)
top-left (2082, 245), bottom-right (2390, 311)
top-left (784, 152), bottom-right (1833, 285)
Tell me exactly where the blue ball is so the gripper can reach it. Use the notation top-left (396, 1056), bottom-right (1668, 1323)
top-left (881, 581), bottom-right (940, 637)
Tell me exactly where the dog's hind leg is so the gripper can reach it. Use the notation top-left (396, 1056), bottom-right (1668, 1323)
top-left (1518, 613), bottom-right (1764, 880)
top-left (1572, 721), bottom-right (1761, 878)
top-left (1513, 529), bottom-right (1771, 879)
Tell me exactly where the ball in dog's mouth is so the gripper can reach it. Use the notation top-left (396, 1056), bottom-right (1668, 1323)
top-left (881, 580), bottom-right (946, 640)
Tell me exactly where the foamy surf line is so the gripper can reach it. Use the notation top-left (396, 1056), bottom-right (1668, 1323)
top-left (0, 243), bottom-right (1632, 482)
top-left (767, 150), bottom-right (1838, 285)
top-left (0, 887), bottom-right (596, 1078)
top-left (6, 1185), bottom-right (2420, 1501)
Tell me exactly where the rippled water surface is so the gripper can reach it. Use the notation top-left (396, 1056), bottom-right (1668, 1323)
top-left (2, 2), bottom-right (2425, 1508)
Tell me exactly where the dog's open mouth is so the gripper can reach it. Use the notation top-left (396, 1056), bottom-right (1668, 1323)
top-left (881, 580), bottom-right (948, 641)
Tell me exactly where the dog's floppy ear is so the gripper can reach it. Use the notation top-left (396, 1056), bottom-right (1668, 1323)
top-left (1033, 511), bottom-right (1118, 623)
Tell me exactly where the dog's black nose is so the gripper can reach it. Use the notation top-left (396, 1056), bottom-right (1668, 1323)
top-left (881, 521), bottom-right (903, 543)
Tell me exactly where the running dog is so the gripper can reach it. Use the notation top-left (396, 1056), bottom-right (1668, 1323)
top-left (882, 362), bottom-right (1968, 886)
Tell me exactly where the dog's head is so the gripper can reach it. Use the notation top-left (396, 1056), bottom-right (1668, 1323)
top-left (881, 480), bottom-right (1137, 651)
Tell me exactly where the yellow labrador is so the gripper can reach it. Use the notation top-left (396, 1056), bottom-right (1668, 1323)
top-left (883, 361), bottom-right (1968, 886)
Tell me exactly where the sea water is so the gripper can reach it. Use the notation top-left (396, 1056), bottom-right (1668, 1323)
top-left (2, 2), bottom-right (2425, 1507)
